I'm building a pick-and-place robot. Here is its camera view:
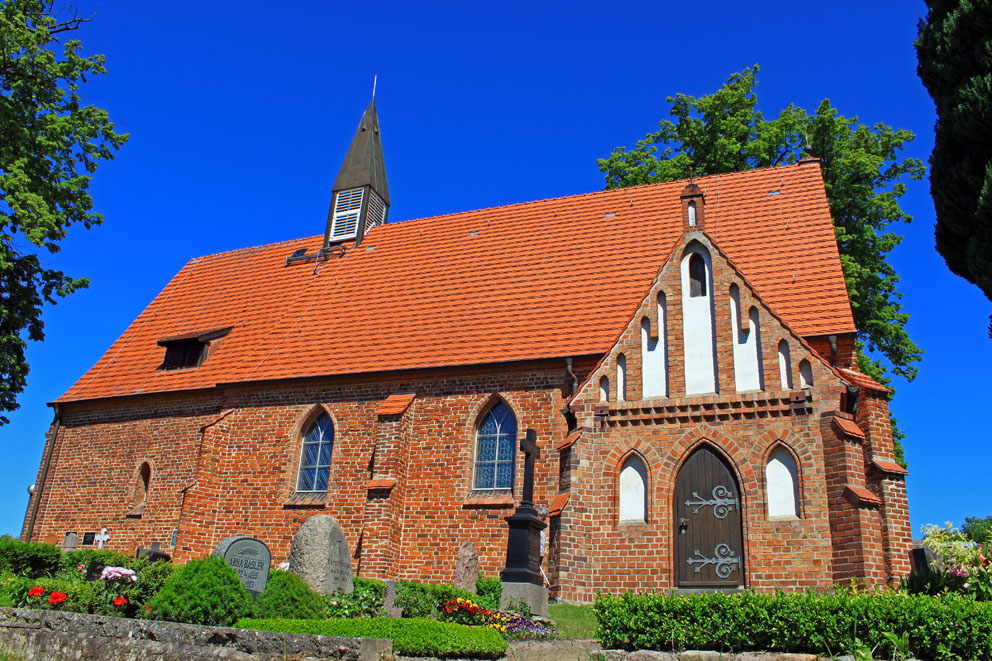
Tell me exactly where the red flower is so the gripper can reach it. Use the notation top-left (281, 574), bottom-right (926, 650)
top-left (48, 592), bottom-right (67, 605)
top-left (113, 596), bottom-right (127, 607)
top-left (27, 586), bottom-right (44, 597)
top-left (145, 606), bottom-right (151, 612)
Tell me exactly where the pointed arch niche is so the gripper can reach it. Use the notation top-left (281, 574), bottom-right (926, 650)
top-left (641, 293), bottom-right (668, 398)
top-left (127, 461), bottom-right (152, 517)
top-left (618, 453), bottom-right (648, 522)
top-left (729, 284), bottom-right (762, 391)
top-left (616, 354), bottom-right (627, 402)
top-left (777, 340), bottom-right (793, 389)
top-left (681, 244), bottom-right (717, 394)
top-left (765, 445), bottom-right (800, 519)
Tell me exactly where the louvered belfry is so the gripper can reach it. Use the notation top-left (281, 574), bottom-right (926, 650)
top-left (323, 98), bottom-right (390, 247)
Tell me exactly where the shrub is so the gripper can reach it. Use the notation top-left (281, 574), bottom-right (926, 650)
top-left (0, 576), bottom-right (103, 613)
top-left (147, 555), bottom-right (250, 626)
top-left (236, 617), bottom-right (507, 658)
top-left (324, 577), bottom-right (384, 618)
top-left (394, 580), bottom-right (477, 618)
top-left (0, 537), bottom-right (61, 579)
top-left (594, 589), bottom-right (992, 660)
top-left (252, 570), bottom-right (324, 619)
top-left (119, 558), bottom-right (175, 617)
top-left (59, 548), bottom-right (133, 577)
top-left (475, 575), bottom-right (502, 610)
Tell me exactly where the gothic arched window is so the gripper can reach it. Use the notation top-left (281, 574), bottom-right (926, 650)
top-left (296, 413), bottom-right (334, 492)
top-left (474, 402), bottom-right (517, 490)
top-left (619, 454), bottom-right (648, 522)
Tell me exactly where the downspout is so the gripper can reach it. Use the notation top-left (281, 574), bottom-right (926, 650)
top-left (565, 357), bottom-right (578, 397)
top-left (24, 403), bottom-right (60, 542)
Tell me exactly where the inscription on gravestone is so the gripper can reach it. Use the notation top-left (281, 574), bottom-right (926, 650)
top-left (82, 532), bottom-right (96, 546)
top-left (214, 536), bottom-right (271, 597)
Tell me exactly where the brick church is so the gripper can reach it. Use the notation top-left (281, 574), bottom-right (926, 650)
top-left (22, 99), bottom-right (911, 602)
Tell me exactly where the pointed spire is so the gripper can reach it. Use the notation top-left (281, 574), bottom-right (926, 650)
top-left (324, 97), bottom-right (391, 247)
top-left (333, 98), bottom-right (389, 205)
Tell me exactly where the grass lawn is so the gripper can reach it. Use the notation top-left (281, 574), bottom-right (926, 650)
top-left (548, 604), bottom-right (597, 639)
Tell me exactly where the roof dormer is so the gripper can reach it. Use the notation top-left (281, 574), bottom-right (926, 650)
top-left (323, 98), bottom-right (390, 248)
top-left (680, 182), bottom-right (705, 231)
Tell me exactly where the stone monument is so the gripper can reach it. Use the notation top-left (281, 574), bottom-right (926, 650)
top-left (500, 428), bottom-right (548, 617)
top-left (214, 536), bottom-right (271, 599)
top-left (454, 541), bottom-right (479, 592)
top-left (61, 532), bottom-right (78, 553)
top-left (289, 513), bottom-right (354, 595)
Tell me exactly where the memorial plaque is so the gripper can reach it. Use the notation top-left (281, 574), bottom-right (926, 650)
top-left (213, 536), bottom-right (271, 597)
top-left (82, 531), bottom-right (96, 546)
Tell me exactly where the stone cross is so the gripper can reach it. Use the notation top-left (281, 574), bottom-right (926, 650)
top-left (95, 528), bottom-right (110, 549)
top-left (520, 429), bottom-right (540, 507)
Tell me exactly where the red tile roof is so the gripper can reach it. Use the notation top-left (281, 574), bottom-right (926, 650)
top-left (871, 459), bottom-right (909, 476)
top-left (832, 416), bottom-right (867, 440)
top-left (837, 368), bottom-right (892, 393)
top-left (375, 393), bottom-right (416, 417)
top-left (549, 492), bottom-right (570, 517)
top-left (59, 163), bottom-right (855, 403)
top-left (845, 484), bottom-right (882, 506)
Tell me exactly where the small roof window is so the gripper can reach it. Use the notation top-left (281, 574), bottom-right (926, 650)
top-left (157, 327), bottom-right (233, 371)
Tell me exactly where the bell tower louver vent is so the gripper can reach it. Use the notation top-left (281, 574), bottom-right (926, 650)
top-left (323, 97), bottom-right (390, 248)
top-left (330, 188), bottom-right (364, 239)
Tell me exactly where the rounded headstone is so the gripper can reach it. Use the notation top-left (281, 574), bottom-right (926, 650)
top-left (213, 536), bottom-right (271, 597)
top-left (289, 514), bottom-right (354, 595)
top-left (454, 541), bottom-right (479, 592)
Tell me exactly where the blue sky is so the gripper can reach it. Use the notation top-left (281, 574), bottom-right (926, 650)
top-left (1, 1), bottom-right (989, 540)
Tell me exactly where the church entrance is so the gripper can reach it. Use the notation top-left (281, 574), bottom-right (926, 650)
top-left (674, 446), bottom-right (744, 589)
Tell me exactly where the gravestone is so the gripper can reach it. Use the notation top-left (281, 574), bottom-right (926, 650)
top-left (500, 429), bottom-right (549, 617)
top-left (289, 514), bottom-right (354, 595)
top-left (454, 541), bottom-right (479, 592)
top-left (213, 536), bottom-right (271, 598)
top-left (82, 532), bottom-right (95, 546)
top-left (382, 579), bottom-right (403, 618)
top-left (61, 532), bottom-right (78, 553)
top-left (95, 528), bottom-right (110, 549)
top-left (135, 541), bottom-right (171, 563)
top-left (84, 561), bottom-right (106, 582)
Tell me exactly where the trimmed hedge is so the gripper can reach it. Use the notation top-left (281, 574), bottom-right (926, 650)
top-left (0, 537), bottom-right (61, 579)
top-left (253, 570), bottom-right (324, 619)
top-left (594, 589), bottom-right (992, 660)
top-left (236, 617), bottom-right (507, 658)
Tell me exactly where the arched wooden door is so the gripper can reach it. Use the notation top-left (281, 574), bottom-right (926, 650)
top-left (674, 446), bottom-right (744, 588)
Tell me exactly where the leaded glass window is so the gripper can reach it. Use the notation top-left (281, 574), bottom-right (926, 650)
top-left (474, 402), bottom-right (517, 490)
top-left (296, 413), bottom-right (334, 492)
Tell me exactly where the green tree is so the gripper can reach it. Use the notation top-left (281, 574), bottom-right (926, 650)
top-left (0, 0), bottom-right (127, 423)
top-left (598, 67), bottom-right (923, 463)
top-left (963, 515), bottom-right (992, 545)
top-left (916, 0), bottom-right (992, 338)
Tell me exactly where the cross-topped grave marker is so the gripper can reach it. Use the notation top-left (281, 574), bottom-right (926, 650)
top-left (500, 427), bottom-right (548, 617)
top-left (520, 429), bottom-right (540, 507)
top-left (95, 528), bottom-right (110, 549)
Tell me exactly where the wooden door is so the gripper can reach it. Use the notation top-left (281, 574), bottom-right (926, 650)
top-left (674, 446), bottom-right (744, 588)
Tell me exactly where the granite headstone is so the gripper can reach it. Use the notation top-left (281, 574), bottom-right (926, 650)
top-left (454, 541), bottom-right (479, 592)
top-left (213, 536), bottom-right (271, 598)
top-left (289, 513), bottom-right (354, 595)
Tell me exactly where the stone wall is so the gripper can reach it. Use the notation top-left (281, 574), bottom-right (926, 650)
top-left (0, 608), bottom-right (391, 660)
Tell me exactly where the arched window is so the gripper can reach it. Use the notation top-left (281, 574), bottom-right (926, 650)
top-left (687, 201), bottom-right (697, 227)
top-left (474, 402), bottom-right (517, 490)
top-left (616, 354), bottom-right (627, 402)
top-left (128, 462), bottom-right (151, 516)
top-left (297, 413), bottom-right (334, 492)
top-left (599, 375), bottom-right (609, 402)
top-left (777, 340), bottom-right (793, 389)
top-left (799, 359), bottom-right (813, 388)
top-left (766, 447), bottom-right (800, 518)
top-left (619, 454), bottom-right (647, 522)
top-left (688, 253), bottom-right (707, 297)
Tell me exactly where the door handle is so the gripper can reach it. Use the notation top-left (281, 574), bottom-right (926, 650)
top-left (679, 518), bottom-right (688, 533)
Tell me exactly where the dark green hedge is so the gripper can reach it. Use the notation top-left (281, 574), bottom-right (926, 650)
top-left (594, 590), bottom-right (992, 660)
top-left (236, 617), bottom-right (507, 658)
top-left (0, 537), bottom-right (61, 579)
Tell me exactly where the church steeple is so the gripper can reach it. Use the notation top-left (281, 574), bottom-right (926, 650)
top-left (323, 98), bottom-right (390, 247)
